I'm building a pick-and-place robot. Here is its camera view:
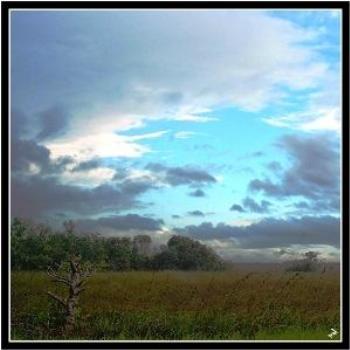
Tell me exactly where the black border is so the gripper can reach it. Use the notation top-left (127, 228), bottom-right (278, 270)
top-left (1, 2), bottom-right (349, 349)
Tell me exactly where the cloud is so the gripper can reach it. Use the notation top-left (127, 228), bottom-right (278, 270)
top-left (11, 175), bottom-right (156, 219)
top-left (230, 204), bottom-right (245, 213)
top-left (127, 130), bottom-right (170, 141)
top-left (36, 105), bottom-right (70, 141)
top-left (174, 215), bottom-right (340, 249)
top-left (145, 163), bottom-right (217, 186)
top-left (11, 138), bottom-right (73, 175)
top-left (188, 189), bottom-right (206, 197)
top-left (12, 10), bottom-right (334, 163)
top-left (172, 115), bottom-right (217, 123)
top-left (187, 210), bottom-right (205, 217)
top-left (45, 132), bottom-right (155, 162)
top-left (248, 134), bottom-right (340, 211)
top-left (242, 197), bottom-right (271, 213)
top-left (71, 159), bottom-right (101, 172)
top-left (172, 214), bottom-right (181, 219)
top-left (11, 109), bottom-right (33, 140)
top-left (263, 106), bottom-right (340, 134)
top-left (75, 214), bottom-right (164, 233)
top-left (263, 70), bottom-right (340, 134)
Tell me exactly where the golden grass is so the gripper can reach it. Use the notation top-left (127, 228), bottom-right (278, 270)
top-left (11, 269), bottom-right (340, 340)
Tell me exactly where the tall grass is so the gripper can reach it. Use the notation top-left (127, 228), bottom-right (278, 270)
top-left (11, 269), bottom-right (340, 340)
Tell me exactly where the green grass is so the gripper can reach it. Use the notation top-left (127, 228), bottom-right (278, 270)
top-left (11, 270), bottom-right (340, 340)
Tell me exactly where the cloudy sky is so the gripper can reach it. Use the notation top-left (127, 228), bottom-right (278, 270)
top-left (10, 9), bottom-right (341, 262)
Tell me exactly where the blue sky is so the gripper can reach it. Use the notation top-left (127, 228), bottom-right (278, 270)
top-left (11, 10), bottom-right (341, 262)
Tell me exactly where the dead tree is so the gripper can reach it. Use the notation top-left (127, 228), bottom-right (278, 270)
top-left (47, 256), bottom-right (93, 332)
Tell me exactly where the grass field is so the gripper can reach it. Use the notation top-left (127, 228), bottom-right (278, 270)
top-left (11, 267), bottom-right (340, 341)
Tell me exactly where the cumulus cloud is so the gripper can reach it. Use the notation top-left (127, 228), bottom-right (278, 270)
top-left (11, 175), bottom-right (156, 219)
top-left (11, 138), bottom-right (73, 175)
top-left (174, 215), bottom-right (340, 249)
top-left (248, 134), bottom-right (340, 211)
top-left (145, 163), bottom-right (217, 186)
top-left (75, 214), bottom-right (164, 233)
top-left (230, 204), bottom-right (245, 213)
top-left (242, 197), bottom-right (271, 213)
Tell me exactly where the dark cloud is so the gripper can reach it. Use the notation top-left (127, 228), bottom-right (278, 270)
top-left (11, 139), bottom-right (51, 172)
top-left (11, 175), bottom-right (155, 219)
top-left (174, 215), bottom-right (340, 248)
top-left (11, 138), bottom-right (73, 175)
top-left (248, 135), bottom-right (340, 211)
top-left (187, 210), bottom-right (205, 217)
top-left (146, 163), bottom-right (216, 186)
top-left (242, 197), bottom-right (271, 213)
top-left (188, 189), bottom-right (206, 197)
top-left (11, 109), bottom-right (32, 139)
top-left (293, 199), bottom-right (340, 212)
top-left (172, 215), bottom-right (181, 219)
top-left (230, 204), bottom-right (245, 213)
top-left (72, 159), bottom-right (101, 172)
top-left (76, 214), bottom-right (164, 233)
top-left (36, 105), bottom-right (70, 141)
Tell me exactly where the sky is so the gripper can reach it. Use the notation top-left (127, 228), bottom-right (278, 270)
top-left (10, 9), bottom-right (341, 262)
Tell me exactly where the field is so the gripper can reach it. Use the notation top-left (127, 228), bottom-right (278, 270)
top-left (11, 266), bottom-right (340, 341)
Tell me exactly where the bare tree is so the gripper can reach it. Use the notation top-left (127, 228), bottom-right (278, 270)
top-left (47, 255), bottom-right (93, 332)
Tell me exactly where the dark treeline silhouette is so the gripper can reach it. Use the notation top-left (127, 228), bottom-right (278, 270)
top-left (11, 218), bottom-right (225, 271)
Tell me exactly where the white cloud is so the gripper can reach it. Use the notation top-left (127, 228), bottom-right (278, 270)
top-left (263, 106), bottom-right (340, 133)
top-left (45, 130), bottom-right (169, 162)
top-left (46, 132), bottom-right (150, 161)
top-left (172, 114), bottom-right (218, 123)
top-left (128, 130), bottom-right (170, 141)
top-left (263, 66), bottom-right (340, 134)
top-left (60, 167), bottom-right (116, 187)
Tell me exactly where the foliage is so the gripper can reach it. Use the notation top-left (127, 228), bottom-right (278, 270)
top-left (11, 218), bottom-right (224, 272)
top-left (155, 235), bottom-right (225, 271)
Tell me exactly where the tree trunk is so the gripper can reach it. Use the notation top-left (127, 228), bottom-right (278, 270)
top-left (47, 256), bottom-right (91, 333)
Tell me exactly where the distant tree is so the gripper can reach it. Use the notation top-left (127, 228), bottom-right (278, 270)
top-left (106, 237), bottom-right (133, 271)
top-left (151, 250), bottom-right (179, 270)
top-left (152, 235), bottom-right (224, 271)
top-left (133, 235), bottom-right (152, 256)
top-left (10, 218), bottom-right (226, 272)
top-left (286, 250), bottom-right (320, 272)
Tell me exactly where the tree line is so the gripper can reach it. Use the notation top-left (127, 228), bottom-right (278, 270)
top-left (11, 218), bottom-right (225, 271)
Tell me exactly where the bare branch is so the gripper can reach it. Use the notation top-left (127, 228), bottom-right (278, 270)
top-left (47, 267), bottom-right (70, 286)
top-left (47, 291), bottom-right (67, 307)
